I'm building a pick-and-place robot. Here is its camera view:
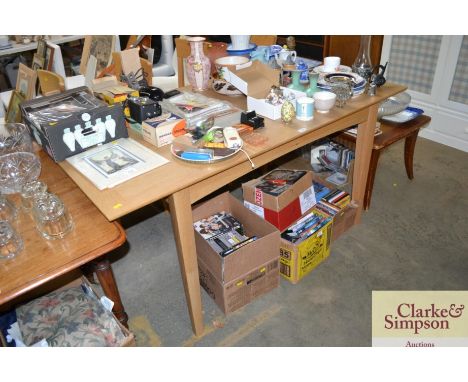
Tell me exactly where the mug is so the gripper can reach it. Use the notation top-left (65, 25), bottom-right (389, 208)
top-left (323, 56), bottom-right (341, 73)
top-left (230, 35), bottom-right (251, 50)
top-left (296, 97), bottom-right (315, 121)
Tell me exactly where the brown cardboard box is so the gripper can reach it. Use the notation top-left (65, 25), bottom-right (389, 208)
top-left (242, 170), bottom-right (316, 231)
top-left (279, 208), bottom-right (333, 284)
top-left (198, 257), bottom-right (280, 314)
top-left (193, 192), bottom-right (280, 284)
top-left (331, 202), bottom-right (358, 241)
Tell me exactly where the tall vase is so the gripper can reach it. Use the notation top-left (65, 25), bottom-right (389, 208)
top-left (287, 70), bottom-right (305, 91)
top-left (186, 37), bottom-right (211, 91)
top-left (306, 72), bottom-right (319, 97)
top-left (352, 35), bottom-right (373, 83)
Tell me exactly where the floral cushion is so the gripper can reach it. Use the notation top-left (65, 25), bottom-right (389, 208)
top-left (16, 286), bottom-right (126, 347)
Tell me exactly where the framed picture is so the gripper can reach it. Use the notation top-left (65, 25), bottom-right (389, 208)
top-left (79, 35), bottom-right (115, 77)
top-left (36, 37), bottom-right (47, 60)
top-left (16, 63), bottom-right (37, 100)
top-left (5, 90), bottom-right (25, 123)
top-left (32, 53), bottom-right (45, 71)
top-left (45, 41), bottom-right (55, 71)
top-left (84, 145), bottom-right (142, 177)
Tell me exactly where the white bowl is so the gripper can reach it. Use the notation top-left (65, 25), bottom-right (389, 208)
top-left (313, 91), bottom-right (336, 113)
top-left (215, 55), bottom-right (250, 68)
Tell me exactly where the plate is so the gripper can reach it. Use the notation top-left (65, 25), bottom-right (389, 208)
top-left (170, 131), bottom-right (243, 164)
top-left (381, 107), bottom-right (424, 123)
top-left (318, 72), bottom-right (365, 87)
top-left (313, 64), bottom-right (352, 74)
top-left (226, 43), bottom-right (257, 56)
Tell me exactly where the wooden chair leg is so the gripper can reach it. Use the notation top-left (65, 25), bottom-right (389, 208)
top-left (404, 131), bottom-right (419, 180)
top-left (364, 149), bottom-right (381, 210)
top-left (92, 255), bottom-right (129, 328)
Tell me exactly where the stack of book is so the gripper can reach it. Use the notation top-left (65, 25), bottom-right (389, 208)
top-left (281, 209), bottom-right (332, 244)
top-left (311, 140), bottom-right (354, 174)
top-left (322, 189), bottom-right (351, 209)
top-left (193, 211), bottom-right (257, 257)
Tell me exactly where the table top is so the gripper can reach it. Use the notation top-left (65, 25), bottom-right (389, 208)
top-left (0, 35), bottom-right (84, 57)
top-left (0, 149), bottom-right (126, 306)
top-left (340, 114), bottom-right (432, 150)
top-left (59, 83), bottom-right (406, 221)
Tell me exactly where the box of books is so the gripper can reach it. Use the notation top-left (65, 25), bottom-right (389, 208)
top-left (192, 192), bottom-right (280, 284)
top-left (279, 207), bottom-right (333, 284)
top-left (198, 257), bottom-right (279, 314)
top-left (242, 169), bottom-right (316, 231)
top-left (20, 87), bottom-right (128, 162)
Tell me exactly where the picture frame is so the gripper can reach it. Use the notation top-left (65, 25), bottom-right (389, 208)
top-left (32, 53), bottom-right (45, 71)
top-left (79, 35), bottom-right (116, 77)
top-left (45, 41), bottom-right (55, 71)
top-left (36, 37), bottom-right (47, 60)
top-left (5, 90), bottom-right (25, 123)
top-left (16, 63), bottom-right (37, 100)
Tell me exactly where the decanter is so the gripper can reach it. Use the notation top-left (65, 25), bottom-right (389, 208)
top-left (352, 35), bottom-right (373, 83)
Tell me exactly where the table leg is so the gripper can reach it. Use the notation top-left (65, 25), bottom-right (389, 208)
top-left (404, 130), bottom-right (419, 180)
top-left (352, 104), bottom-right (378, 223)
top-left (364, 149), bottom-right (381, 210)
top-left (92, 255), bottom-right (129, 328)
top-left (167, 189), bottom-right (204, 337)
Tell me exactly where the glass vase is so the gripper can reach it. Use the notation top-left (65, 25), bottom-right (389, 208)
top-left (352, 35), bottom-right (373, 83)
top-left (305, 72), bottom-right (319, 97)
top-left (186, 37), bottom-right (211, 91)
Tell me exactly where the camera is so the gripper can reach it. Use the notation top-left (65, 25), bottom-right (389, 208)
top-left (127, 96), bottom-right (161, 123)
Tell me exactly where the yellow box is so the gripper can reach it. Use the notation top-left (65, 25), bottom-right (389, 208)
top-left (279, 208), bottom-right (332, 284)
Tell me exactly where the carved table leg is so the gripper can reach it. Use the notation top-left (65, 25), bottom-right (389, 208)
top-left (364, 149), bottom-right (381, 210)
top-left (404, 130), bottom-right (419, 180)
top-left (92, 255), bottom-right (129, 328)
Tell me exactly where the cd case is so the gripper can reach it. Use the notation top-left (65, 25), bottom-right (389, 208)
top-left (66, 138), bottom-right (169, 190)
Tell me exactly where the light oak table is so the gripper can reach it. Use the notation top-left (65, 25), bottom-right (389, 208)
top-left (60, 83), bottom-right (406, 336)
top-left (0, 149), bottom-right (128, 326)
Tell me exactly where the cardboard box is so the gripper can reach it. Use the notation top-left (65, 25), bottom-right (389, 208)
top-left (141, 112), bottom-right (186, 147)
top-left (222, 61), bottom-right (306, 120)
top-left (20, 87), bottom-right (128, 162)
top-left (242, 170), bottom-right (316, 231)
top-left (279, 208), bottom-right (333, 284)
top-left (198, 257), bottom-right (279, 314)
top-left (192, 192), bottom-right (280, 284)
top-left (331, 202), bottom-right (358, 241)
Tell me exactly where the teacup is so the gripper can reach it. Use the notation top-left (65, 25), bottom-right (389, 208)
top-left (323, 56), bottom-right (341, 73)
top-left (230, 35), bottom-right (251, 50)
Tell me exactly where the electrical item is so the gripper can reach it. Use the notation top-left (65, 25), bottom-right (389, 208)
top-left (127, 96), bottom-right (161, 123)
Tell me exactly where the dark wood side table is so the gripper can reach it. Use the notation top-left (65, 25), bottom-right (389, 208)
top-left (0, 149), bottom-right (129, 327)
top-left (335, 115), bottom-right (431, 210)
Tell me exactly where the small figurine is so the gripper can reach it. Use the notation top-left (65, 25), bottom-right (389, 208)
top-left (266, 86), bottom-right (284, 106)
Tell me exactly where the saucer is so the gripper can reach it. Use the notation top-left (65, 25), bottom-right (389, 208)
top-left (313, 65), bottom-right (352, 74)
top-left (226, 43), bottom-right (257, 56)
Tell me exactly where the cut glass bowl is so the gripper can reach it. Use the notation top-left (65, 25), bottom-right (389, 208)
top-left (377, 92), bottom-right (411, 118)
top-left (0, 152), bottom-right (41, 194)
top-left (0, 123), bottom-right (33, 156)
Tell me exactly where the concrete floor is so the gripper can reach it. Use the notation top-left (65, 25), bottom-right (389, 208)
top-left (109, 137), bottom-right (468, 346)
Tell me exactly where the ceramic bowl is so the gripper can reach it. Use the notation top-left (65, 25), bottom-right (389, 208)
top-left (313, 91), bottom-right (337, 113)
top-left (215, 55), bottom-right (250, 70)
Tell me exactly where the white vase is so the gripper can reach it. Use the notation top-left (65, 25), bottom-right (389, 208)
top-left (230, 35), bottom-right (251, 50)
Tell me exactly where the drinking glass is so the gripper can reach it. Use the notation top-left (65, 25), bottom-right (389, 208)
top-left (0, 220), bottom-right (23, 260)
top-left (32, 193), bottom-right (74, 240)
top-left (0, 195), bottom-right (17, 222)
top-left (329, 80), bottom-right (353, 108)
top-left (21, 180), bottom-right (48, 211)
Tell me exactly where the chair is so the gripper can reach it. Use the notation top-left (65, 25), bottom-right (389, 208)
top-left (37, 69), bottom-right (65, 96)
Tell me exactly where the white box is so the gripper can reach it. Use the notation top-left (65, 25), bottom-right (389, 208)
top-left (141, 112), bottom-right (186, 147)
top-left (223, 61), bottom-right (307, 120)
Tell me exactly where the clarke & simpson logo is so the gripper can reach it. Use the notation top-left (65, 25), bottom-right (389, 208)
top-left (372, 291), bottom-right (468, 347)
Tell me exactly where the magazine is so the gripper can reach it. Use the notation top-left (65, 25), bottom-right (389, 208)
top-left (66, 138), bottom-right (169, 190)
top-left (255, 169), bottom-right (307, 196)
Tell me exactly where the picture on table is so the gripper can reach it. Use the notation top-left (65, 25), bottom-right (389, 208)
top-left (5, 90), bottom-right (25, 123)
top-left (84, 145), bottom-right (142, 177)
top-left (16, 63), bottom-right (37, 100)
top-left (45, 42), bottom-right (56, 71)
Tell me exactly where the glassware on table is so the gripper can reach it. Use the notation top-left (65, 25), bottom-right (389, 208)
top-left (32, 192), bottom-right (73, 240)
top-left (328, 79), bottom-right (353, 108)
top-left (0, 152), bottom-right (41, 194)
top-left (20, 180), bottom-right (48, 211)
top-left (352, 35), bottom-right (373, 83)
top-left (0, 196), bottom-right (17, 222)
top-left (0, 220), bottom-right (23, 260)
top-left (0, 123), bottom-right (33, 156)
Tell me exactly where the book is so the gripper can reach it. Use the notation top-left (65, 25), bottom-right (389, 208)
top-left (254, 169), bottom-right (307, 196)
